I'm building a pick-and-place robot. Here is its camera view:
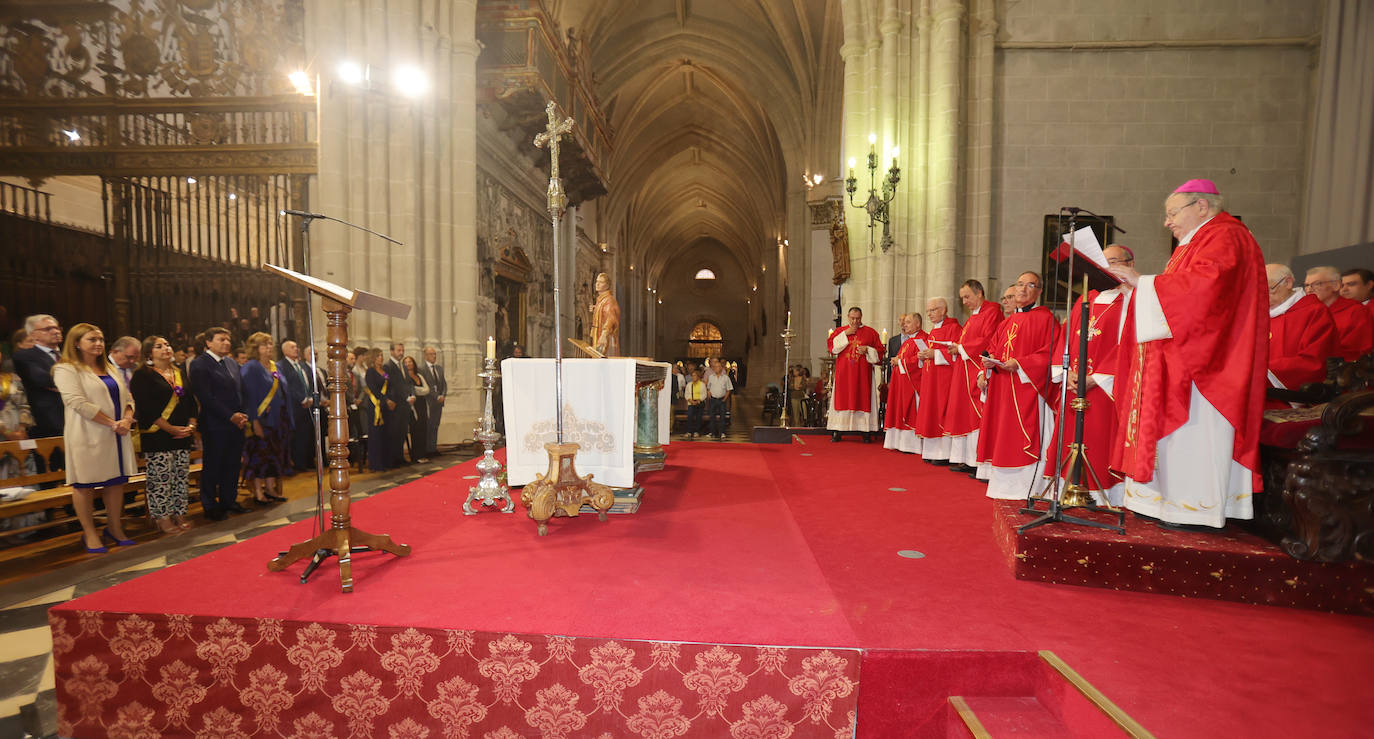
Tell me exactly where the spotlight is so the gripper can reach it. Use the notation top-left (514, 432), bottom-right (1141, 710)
top-left (62, 129), bottom-right (80, 142)
top-left (337, 61), bottom-right (365, 86)
top-left (228, 193), bottom-right (237, 201)
top-left (288, 70), bottom-right (314, 96)
top-left (186, 177), bottom-right (197, 184)
top-left (392, 65), bottom-right (428, 98)
top-left (868, 132), bottom-right (877, 145)
top-left (812, 173), bottom-right (823, 186)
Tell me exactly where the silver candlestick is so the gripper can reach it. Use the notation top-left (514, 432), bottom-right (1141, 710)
top-left (465, 356), bottom-right (514, 514)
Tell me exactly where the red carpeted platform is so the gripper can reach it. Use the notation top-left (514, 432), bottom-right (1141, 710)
top-left (51, 442), bottom-right (1374, 738)
top-left (992, 499), bottom-right (1374, 615)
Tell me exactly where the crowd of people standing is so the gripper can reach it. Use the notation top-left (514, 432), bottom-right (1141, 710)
top-left (1, 312), bottom-right (449, 553)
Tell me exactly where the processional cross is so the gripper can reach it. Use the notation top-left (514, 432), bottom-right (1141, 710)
top-left (523, 100), bottom-right (614, 534)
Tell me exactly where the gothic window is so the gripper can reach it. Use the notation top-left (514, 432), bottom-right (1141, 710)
top-left (695, 268), bottom-right (716, 280)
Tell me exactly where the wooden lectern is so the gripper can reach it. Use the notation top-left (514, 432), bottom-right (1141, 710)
top-left (262, 264), bottom-right (412, 592)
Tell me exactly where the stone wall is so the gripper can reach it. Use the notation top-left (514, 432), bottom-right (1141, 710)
top-left (992, 0), bottom-right (1323, 284)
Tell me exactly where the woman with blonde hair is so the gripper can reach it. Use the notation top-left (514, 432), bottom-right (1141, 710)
top-left (239, 331), bottom-right (290, 504)
top-left (52, 322), bottom-right (136, 553)
top-left (362, 348), bottom-right (392, 471)
top-left (130, 335), bottom-right (197, 534)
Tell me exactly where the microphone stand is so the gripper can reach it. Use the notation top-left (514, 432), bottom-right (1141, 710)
top-left (1020, 208), bottom-right (1125, 534)
top-left (279, 209), bottom-right (403, 582)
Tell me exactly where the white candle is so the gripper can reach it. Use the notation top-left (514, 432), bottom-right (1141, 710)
top-left (486, 336), bottom-right (495, 360)
top-left (786, 310), bottom-right (791, 329)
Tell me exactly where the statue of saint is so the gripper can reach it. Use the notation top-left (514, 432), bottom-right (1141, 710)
top-left (830, 217), bottom-right (852, 285)
top-left (590, 272), bottom-right (620, 357)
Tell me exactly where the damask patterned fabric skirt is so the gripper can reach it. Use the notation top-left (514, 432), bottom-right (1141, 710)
top-left (143, 449), bottom-right (189, 518)
top-left (242, 421), bottom-right (292, 480)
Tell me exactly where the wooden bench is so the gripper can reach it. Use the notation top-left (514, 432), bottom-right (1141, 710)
top-left (0, 436), bottom-right (204, 540)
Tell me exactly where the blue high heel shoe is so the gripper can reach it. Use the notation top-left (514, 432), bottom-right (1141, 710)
top-left (85, 543), bottom-right (108, 554)
top-left (102, 528), bottom-right (135, 547)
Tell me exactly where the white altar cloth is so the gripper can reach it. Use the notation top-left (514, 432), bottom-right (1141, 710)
top-left (501, 358), bottom-right (671, 488)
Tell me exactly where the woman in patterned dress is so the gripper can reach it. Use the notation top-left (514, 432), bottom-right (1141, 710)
top-left (130, 336), bottom-right (197, 535)
top-left (52, 323), bottom-right (137, 553)
top-left (239, 332), bottom-right (291, 505)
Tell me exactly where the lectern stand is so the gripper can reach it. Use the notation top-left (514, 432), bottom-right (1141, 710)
top-left (262, 264), bottom-right (412, 592)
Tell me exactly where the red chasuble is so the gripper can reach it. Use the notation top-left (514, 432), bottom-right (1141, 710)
top-left (1048, 289), bottom-right (1126, 489)
top-left (827, 324), bottom-right (885, 412)
top-left (1268, 293), bottom-right (1337, 403)
top-left (943, 303), bottom-right (1004, 436)
top-left (884, 331), bottom-right (927, 430)
top-left (976, 306), bottom-right (1058, 468)
top-left (913, 319), bottom-right (962, 438)
top-left (1326, 295), bottom-right (1374, 362)
top-left (1113, 211), bottom-right (1268, 487)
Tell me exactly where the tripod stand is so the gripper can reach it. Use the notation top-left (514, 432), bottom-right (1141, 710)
top-left (1020, 215), bottom-right (1126, 535)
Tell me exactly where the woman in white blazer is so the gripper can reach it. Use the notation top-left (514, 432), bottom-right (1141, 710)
top-left (53, 323), bottom-right (137, 554)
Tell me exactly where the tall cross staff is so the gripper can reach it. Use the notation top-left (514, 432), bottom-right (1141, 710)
top-left (533, 101), bottom-right (575, 443)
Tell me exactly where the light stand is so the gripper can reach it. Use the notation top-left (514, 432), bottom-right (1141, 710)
top-left (1020, 209), bottom-right (1125, 535)
top-left (779, 313), bottom-right (795, 427)
top-left (278, 210), bottom-right (405, 581)
top-left (844, 140), bottom-right (901, 252)
top-left (465, 355), bottom-right (513, 514)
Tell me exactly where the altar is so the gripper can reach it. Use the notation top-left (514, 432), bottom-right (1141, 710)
top-left (501, 358), bottom-right (671, 488)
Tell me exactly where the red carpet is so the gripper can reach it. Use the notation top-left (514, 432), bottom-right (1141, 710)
top-left (53, 441), bottom-right (1374, 738)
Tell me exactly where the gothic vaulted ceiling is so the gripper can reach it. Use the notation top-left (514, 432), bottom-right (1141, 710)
top-left (548, 0), bottom-right (844, 287)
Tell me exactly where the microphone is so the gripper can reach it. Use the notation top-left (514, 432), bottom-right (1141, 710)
top-left (280, 209), bottom-right (326, 219)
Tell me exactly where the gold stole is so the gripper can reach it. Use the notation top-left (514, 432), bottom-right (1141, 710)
top-left (0, 373), bottom-right (10, 404)
top-left (365, 375), bottom-right (387, 425)
top-left (144, 367), bottom-right (186, 433)
top-left (245, 361), bottom-right (281, 437)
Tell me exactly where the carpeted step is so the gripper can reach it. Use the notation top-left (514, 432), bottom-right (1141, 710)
top-left (950, 695), bottom-right (1070, 738)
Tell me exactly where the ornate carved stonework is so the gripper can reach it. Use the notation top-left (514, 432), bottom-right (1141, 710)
top-left (477, 169), bottom-right (556, 356)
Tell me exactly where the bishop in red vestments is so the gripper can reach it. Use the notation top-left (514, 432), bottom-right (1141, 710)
top-left (1305, 266), bottom-right (1373, 362)
top-left (883, 312), bottom-right (927, 454)
top-left (976, 272), bottom-right (1058, 499)
top-left (943, 280), bottom-right (1004, 471)
top-left (914, 298), bottom-right (961, 461)
top-left (1266, 264), bottom-right (1337, 408)
top-left (1111, 180), bottom-right (1268, 529)
top-left (827, 306), bottom-right (886, 440)
top-left (1045, 245), bottom-right (1134, 506)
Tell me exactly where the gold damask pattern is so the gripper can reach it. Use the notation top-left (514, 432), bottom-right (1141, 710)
top-left (52, 610), bottom-right (861, 738)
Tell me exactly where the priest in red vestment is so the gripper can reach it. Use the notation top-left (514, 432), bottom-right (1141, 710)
top-left (914, 298), bottom-right (961, 462)
top-left (1045, 246), bottom-right (1134, 506)
top-left (1305, 265), bottom-right (1373, 362)
top-left (1266, 264), bottom-right (1337, 409)
top-left (1339, 268), bottom-right (1374, 324)
top-left (1110, 179), bottom-right (1268, 529)
top-left (883, 312), bottom-right (927, 453)
top-left (942, 280), bottom-right (1004, 472)
top-left (827, 306), bottom-right (886, 441)
top-left (975, 271), bottom-right (1058, 499)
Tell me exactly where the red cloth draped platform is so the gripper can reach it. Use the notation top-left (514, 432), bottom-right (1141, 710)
top-left (994, 500), bottom-right (1374, 615)
top-left (53, 443), bottom-right (1374, 738)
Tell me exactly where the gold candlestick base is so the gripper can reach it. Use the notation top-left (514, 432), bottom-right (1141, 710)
top-left (520, 441), bottom-right (615, 536)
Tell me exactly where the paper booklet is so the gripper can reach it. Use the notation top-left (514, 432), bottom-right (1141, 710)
top-left (1051, 224), bottom-right (1125, 287)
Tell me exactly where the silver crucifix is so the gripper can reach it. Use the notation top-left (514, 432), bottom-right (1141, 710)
top-left (533, 101), bottom-right (575, 220)
top-left (532, 100), bottom-right (576, 442)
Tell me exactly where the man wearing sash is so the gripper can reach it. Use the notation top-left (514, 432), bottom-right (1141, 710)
top-left (976, 272), bottom-right (1058, 499)
top-left (827, 306), bottom-right (886, 441)
top-left (883, 312), bottom-right (927, 453)
top-left (1111, 179), bottom-right (1267, 529)
top-left (943, 280), bottom-right (1004, 472)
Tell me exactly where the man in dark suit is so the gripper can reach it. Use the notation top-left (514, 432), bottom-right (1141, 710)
top-left (280, 340), bottom-right (314, 471)
top-left (386, 342), bottom-right (413, 464)
top-left (190, 327), bottom-right (249, 520)
top-left (422, 345), bottom-right (445, 457)
top-left (13, 314), bottom-right (64, 439)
